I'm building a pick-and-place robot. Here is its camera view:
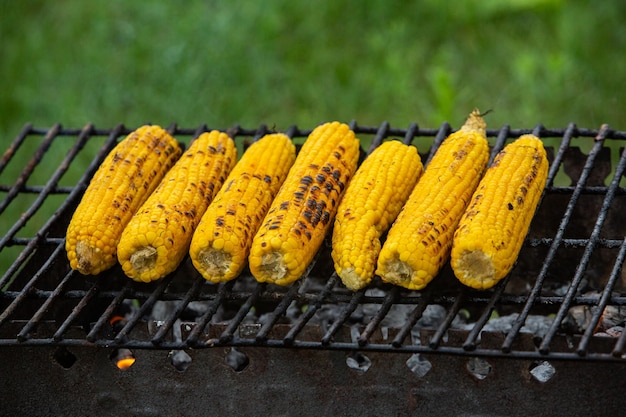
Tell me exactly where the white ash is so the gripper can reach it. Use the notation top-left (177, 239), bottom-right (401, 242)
top-left (406, 354), bottom-right (432, 377)
top-left (595, 326), bottom-right (624, 338)
top-left (561, 304), bottom-right (626, 335)
top-left (453, 313), bottom-right (554, 339)
top-left (466, 357), bottom-right (491, 380)
top-left (529, 361), bottom-right (556, 383)
top-left (346, 352), bottom-right (371, 373)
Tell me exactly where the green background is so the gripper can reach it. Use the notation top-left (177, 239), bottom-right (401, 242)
top-left (2, 0), bottom-right (625, 135)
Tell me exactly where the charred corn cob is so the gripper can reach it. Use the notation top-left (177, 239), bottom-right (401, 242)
top-left (65, 125), bottom-right (182, 275)
top-left (376, 110), bottom-right (490, 290)
top-left (249, 121), bottom-right (360, 286)
top-left (117, 130), bottom-right (237, 282)
top-left (451, 134), bottom-right (549, 290)
top-left (332, 140), bottom-right (423, 291)
top-left (190, 133), bottom-right (296, 283)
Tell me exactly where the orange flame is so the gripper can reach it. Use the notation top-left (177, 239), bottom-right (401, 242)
top-left (112, 349), bottom-right (136, 370)
top-left (116, 357), bottom-right (136, 370)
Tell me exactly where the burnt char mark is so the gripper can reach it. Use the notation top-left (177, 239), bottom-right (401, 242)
top-left (294, 191), bottom-right (305, 201)
top-left (320, 210), bottom-right (331, 226)
top-left (263, 175), bottom-right (272, 184)
top-left (301, 175), bottom-right (314, 186)
top-left (184, 208), bottom-right (197, 219)
top-left (216, 217), bottom-right (225, 227)
top-left (331, 170), bottom-right (341, 181)
top-left (279, 201), bottom-right (290, 210)
top-left (297, 220), bottom-right (308, 231)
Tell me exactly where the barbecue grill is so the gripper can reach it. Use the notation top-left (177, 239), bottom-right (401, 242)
top-left (2, 121), bottom-right (626, 416)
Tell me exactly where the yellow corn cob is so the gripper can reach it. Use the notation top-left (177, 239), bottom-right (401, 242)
top-left (376, 109), bottom-right (490, 290)
top-left (451, 134), bottom-right (549, 290)
top-left (331, 140), bottom-right (424, 291)
top-left (117, 130), bottom-right (237, 282)
top-left (189, 133), bottom-right (296, 283)
top-left (248, 121), bottom-right (360, 286)
top-left (65, 125), bottom-right (182, 275)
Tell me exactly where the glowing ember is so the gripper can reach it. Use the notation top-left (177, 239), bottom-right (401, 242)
top-left (116, 357), bottom-right (136, 370)
top-left (112, 349), bottom-right (136, 370)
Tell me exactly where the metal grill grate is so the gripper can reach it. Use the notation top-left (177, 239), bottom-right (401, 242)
top-left (2, 121), bottom-right (626, 363)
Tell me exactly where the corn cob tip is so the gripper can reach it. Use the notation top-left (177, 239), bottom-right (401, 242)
top-left (452, 250), bottom-right (496, 290)
top-left (73, 241), bottom-right (108, 275)
top-left (338, 268), bottom-right (370, 291)
top-left (252, 252), bottom-right (289, 285)
top-left (460, 109), bottom-right (487, 136)
top-left (377, 260), bottom-right (429, 291)
top-left (127, 246), bottom-right (158, 281)
top-left (192, 247), bottom-right (232, 283)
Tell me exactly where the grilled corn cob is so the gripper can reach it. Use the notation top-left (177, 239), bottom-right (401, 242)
top-left (190, 133), bottom-right (296, 283)
top-left (451, 134), bottom-right (549, 290)
top-left (332, 140), bottom-right (423, 291)
top-left (376, 109), bottom-right (490, 290)
top-left (65, 125), bottom-right (182, 275)
top-left (249, 121), bottom-right (360, 286)
top-left (117, 130), bottom-right (237, 282)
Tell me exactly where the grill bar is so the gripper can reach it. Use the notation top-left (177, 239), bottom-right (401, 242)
top-left (218, 282), bottom-right (265, 344)
top-left (53, 281), bottom-right (99, 342)
top-left (185, 280), bottom-right (234, 346)
top-left (539, 126), bottom-right (620, 354)
top-left (579, 236), bottom-right (626, 355)
top-left (462, 274), bottom-right (512, 351)
top-left (17, 268), bottom-right (75, 342)
top-left (429, 290), bottom-right (466, 349)
top-left (1, 122), bottom-right (626, 365)
top-left (113, 275), bottom-right (175, 344)
top-left (284, 274), bottom-right (338, 345)
top-left (255, 280), bottom-right (301, 343)
top-left (151, 275), bottom-right (205, 344)
top-left (357, 286), bottom-right (399, 346)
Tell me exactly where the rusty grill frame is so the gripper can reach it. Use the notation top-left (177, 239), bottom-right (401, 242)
top-left (3, 122), bottom-right (626, 416)
top-left (2, 122), bottom-right (626, 360)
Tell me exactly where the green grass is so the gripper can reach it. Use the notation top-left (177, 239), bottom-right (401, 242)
top-left (3, 0), bottom-right (625, 133)
top-left (1, 0), bottom-right (626, 276)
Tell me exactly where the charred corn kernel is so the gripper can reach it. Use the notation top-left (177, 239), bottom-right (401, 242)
top-left (190, 133), bottom-right (296, 283)
top-left (332, 141), bottom-right (423, 291)
top-left (249, 122), bottom-right (360, 286)
top-left (376, 109), bottom-right (490, 290)
top-left (65, 125), bottom-right (182, 275)
top-left (117, 130), bottom-right (237, 282)
top-left (451, 134), bottom-right (549, 290)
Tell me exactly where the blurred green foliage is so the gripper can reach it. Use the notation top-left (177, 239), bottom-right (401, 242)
top-left (2, 0), bottom-right (625, 136)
